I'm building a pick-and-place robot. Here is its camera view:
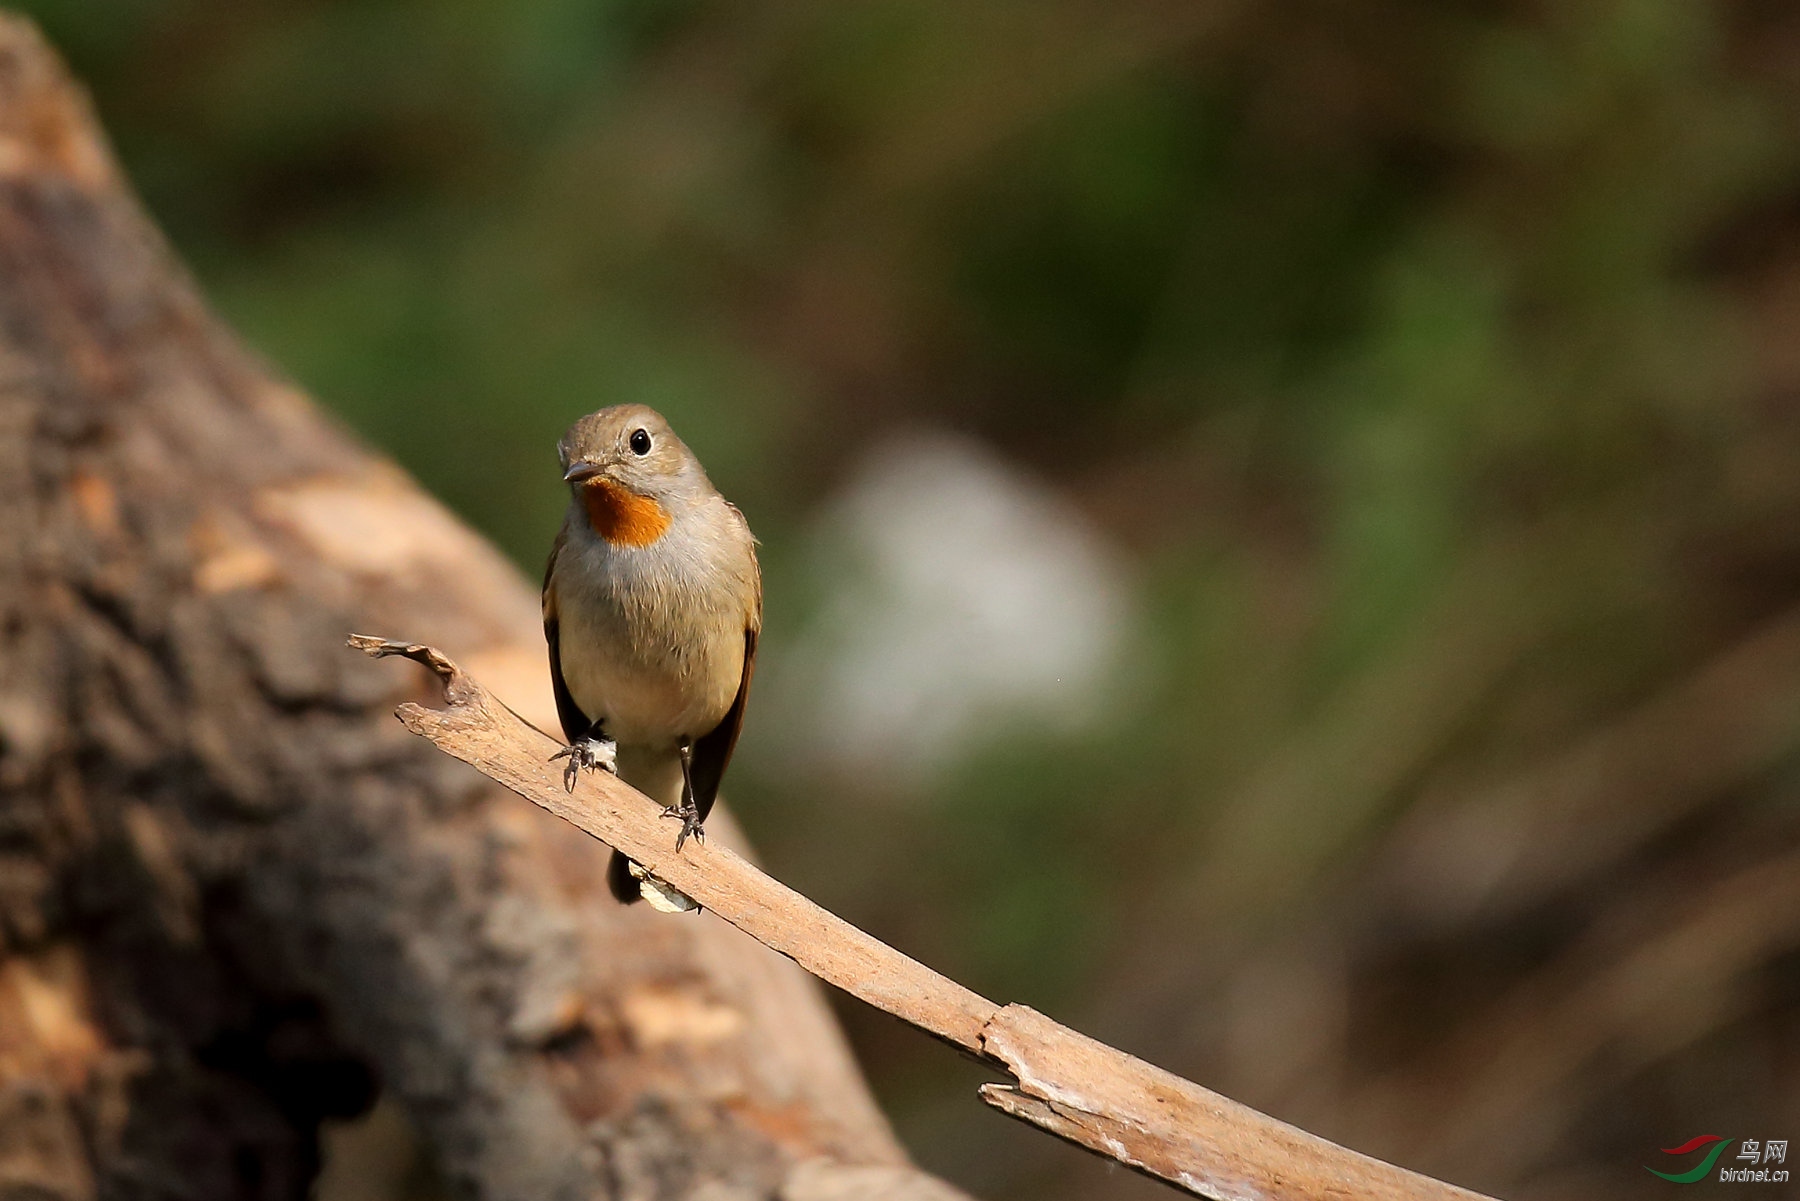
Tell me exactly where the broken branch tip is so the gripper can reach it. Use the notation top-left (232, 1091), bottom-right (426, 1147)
top-left (348, 634), bottom-right (473, 702)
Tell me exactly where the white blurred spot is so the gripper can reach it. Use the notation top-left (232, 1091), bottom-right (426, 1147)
top-left (771, 432), bottom-right (1131, 784)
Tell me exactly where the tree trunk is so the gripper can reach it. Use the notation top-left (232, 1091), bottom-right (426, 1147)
top-left (0, 15), bottom-right (966, 1201)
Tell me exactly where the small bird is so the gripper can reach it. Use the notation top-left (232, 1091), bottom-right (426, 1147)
top-left (542, 404), bottom-right (761, 910)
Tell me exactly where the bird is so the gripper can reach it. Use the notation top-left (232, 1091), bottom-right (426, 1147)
top-left (542, 404), bottom-right (761, 910)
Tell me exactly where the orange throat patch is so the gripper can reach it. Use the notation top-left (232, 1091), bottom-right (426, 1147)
top-left (581, 477), bottom-right (672, 547)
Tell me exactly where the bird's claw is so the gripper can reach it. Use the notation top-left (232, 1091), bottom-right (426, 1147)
top-left (550, 734), bottom-right (618, 792)
top-left (663, 800), bottom-right (705, 852)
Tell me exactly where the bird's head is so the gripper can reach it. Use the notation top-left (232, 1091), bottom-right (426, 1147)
top-left (558, 404), bottom-right (705, 547)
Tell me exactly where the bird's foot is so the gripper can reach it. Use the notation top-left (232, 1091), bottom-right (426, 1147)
top-left (550, 733), bottom-right (618, 792)
top-left (663, 798), bottom-right (705, 852)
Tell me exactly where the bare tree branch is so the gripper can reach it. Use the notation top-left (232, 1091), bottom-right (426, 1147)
top-left (353, 635), bottom-right (1501, 1201)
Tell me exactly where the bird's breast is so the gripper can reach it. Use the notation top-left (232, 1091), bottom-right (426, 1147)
top-left (553, 566), bottom-right (746, 750)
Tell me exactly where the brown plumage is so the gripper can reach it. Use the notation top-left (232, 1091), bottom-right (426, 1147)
top-left (542, 405), bottom-right (761, 909)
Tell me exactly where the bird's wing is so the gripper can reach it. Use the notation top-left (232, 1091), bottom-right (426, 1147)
top-left (688, 625), bottom-right (757, 824)
top-left (542, 527), bottom-right (591, 744)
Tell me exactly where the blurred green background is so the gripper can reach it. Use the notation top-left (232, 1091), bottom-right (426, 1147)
top-left (23, 1), bottom-right (1800, 1197)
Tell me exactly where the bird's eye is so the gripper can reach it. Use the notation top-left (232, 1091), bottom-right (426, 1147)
top-left (630, 428), bottom-right (652, 456)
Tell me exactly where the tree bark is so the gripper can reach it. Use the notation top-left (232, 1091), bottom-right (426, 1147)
top-left (0, 14), bottom-right (967, 1201)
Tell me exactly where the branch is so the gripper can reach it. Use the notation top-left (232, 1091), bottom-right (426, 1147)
top-left (351, 635), bottom-right (1499, 1201)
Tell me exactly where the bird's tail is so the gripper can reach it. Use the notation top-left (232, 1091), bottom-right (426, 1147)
top-left (607, 850), bottom-right (641, 904)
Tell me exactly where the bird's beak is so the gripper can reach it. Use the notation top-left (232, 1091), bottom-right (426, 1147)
top-left (563, 461), bottom-right (603, 484)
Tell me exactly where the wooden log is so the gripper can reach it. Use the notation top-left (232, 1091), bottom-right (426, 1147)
top-left (0, 13), bottom-right (965, 1199)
